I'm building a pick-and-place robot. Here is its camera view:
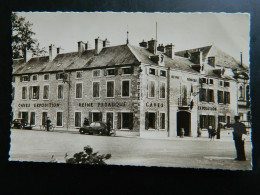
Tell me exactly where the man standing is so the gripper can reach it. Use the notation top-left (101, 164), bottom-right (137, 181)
top-left (225, 116), bottom-right (247, 161)
top-left (83, 117), bottom-right (90, 126)
top-left (46, 117), bottom-right (51, 131)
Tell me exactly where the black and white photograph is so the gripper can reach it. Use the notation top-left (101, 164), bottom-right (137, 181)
top-left (9, 12), bottom-right (251, 170)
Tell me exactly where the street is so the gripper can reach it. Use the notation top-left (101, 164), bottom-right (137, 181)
top-left (9, 129), bottom-right (252, 170)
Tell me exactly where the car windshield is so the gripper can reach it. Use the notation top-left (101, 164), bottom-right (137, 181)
top-left (95, 123), bottom-right (101, 127)
top-left (90, 122), bottom-right (96, 127)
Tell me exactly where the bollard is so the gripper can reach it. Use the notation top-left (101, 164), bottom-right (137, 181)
top-left (180, 128), bottom-right (184, 138)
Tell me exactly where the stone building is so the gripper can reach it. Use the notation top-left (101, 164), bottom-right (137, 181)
top-left (11, 38), bottom-right (250, 138)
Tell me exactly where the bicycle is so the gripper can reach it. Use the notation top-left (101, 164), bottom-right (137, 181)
top-left (41, 123), bottom-right (55, 131)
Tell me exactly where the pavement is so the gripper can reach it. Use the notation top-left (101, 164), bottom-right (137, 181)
top-left (9, 128), bottom-right (252, 170)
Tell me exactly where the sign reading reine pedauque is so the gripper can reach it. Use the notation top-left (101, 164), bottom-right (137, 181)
top-left (79, 102), bottom-right (127, 107)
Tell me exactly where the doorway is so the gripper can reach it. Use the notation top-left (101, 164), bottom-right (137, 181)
top-left (177, 111), bottom-right (191, 136)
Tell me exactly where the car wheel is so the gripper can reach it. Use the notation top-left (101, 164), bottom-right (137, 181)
top-left (79, 129), bottom-right (85, 134)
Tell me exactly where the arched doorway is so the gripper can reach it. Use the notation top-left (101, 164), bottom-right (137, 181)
top-left (177, 111), bottom-right (191, 136)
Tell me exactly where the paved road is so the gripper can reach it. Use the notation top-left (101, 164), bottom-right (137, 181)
top-left (9, 129), bottom-right (252, 170)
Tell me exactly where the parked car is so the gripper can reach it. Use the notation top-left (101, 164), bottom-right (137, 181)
top-left (11, 118), bottom-right (32, 130)
top-left (79, 121), bottom-right (116, 136)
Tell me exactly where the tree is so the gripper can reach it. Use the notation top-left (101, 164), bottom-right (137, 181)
top-left (11, 13), bottom-right (46, 59)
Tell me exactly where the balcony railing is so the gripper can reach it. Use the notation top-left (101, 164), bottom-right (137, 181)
top-left (178, 97), bottom-right (191, 107)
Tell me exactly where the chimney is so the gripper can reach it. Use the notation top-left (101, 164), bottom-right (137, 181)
top-left (139, 40), bottom-right (147, 48)
top-left (78, 41), bottom-right (85, 56)
top-left (147, 39), bottom-right (157, 54)
top-left (165, 44), bottom-right (175, 59)
top-left (199, 50), bottom-right (203, 66)
top-left (85, 42), bottom-right (89, 51)
top-left (49, 44), bottom-right (56, 62)
top-left (24, 48), bottom-right (33, 63)
top-left (103, 38), bottom-right (110, 48)
top-left (95, 37), bottom-right (103, 55)
top-left (199, 50), bottom-right (205, 74)
top-left (157, 44), bottom-right (165, 52)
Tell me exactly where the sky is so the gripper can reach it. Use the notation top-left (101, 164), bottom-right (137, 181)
top-left (16, 12), bottom-right (250, 66)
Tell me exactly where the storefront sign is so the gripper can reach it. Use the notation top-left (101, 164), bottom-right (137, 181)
top-left (18, 103), bottom-right (61, 108)
top-left (79, 102), bottom-right (127, 107)
top-left (146, 102), bottom-right (164, 108)
top-left (198, 106), bottom-right (217, 111)
top-left (187, 78), bottom-right (197, 82)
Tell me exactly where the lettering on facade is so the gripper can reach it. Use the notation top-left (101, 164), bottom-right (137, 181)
top-left (198, 106), bottom-right (217, 111)
top-left (187, 78), bottom-right (197, 82)
top-left (79, 102), bottom-right (127, 107)
top-left (146, 102), bottom-right (164, 108)
top-left (18, 103), bottom-right (61, 108)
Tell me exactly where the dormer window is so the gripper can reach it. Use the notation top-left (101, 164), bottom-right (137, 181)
top-left (208, 57), bottom-right (215, 66)
top-left (44, 74), bottom-right (50, 81)
top-left (200, 78), bottom-right (207, 84)
top-left (224, 81), bottom-right (230, 87)
top-left (93, 70), bottom-right (101, 77)
top-left (56, 72), bottom-right (64, 80)
top-left (209, 79), bottom-right (214, 85)
top-left (32, 75), bottom-right (38, 81)
top-left (122, 67), bottom-right (133, 75)
top-left (219, 81), bottom-right (223, 86)
top-left (149, 68), bottom-right (156, 75)
top-left (107, 68), bottom-right (115, 76)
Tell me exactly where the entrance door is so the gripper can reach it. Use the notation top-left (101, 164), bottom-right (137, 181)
top-left (92, 112), bottom-right (102, 122)
top-left (19, 112), bottom-right (29, 123)
top-left (177, 111), bottom-right (191, 136)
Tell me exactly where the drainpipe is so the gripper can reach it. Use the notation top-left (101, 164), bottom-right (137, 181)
top-left (67, 72), bottom-right (71, 131)
top-left (167, 67), bottom-right (170, 137)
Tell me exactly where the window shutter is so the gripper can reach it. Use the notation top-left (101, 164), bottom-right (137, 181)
top-left (28, 75), bottom-right (30, 81)
top-left (224, 92), bottom-right (226, 104)
top-left (129, 113), bottom-right (134, 130)
top-left (89, 112), bottom-right (92, 123)
top-left (118, 68), bottom-right (122, 75)
top-left (115, 68), bottom-right (118, 75)
top-left (104, 69), bottom-right (107, 76)
top-left (20, 76), bottom-right (22, 82)
top-left (117, 112), bottom-right (121, 129)
top-left (155, 112), bottom-right (157, 129)
top-left (36, 86), bottom-right (40, 99)
top-left (131, 66), bottom-right (134, 74)
top-left (145, 112), bottom-right (149, 130)
top-left (29, 86), bottom-right (32, 99)
top-left (212, 90), bottom-right (215, 102)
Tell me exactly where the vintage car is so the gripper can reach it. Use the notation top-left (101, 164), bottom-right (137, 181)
top-left (79, 121), bottom-right (116, 136)
top-left (11, 118), bottom-right (32, 130)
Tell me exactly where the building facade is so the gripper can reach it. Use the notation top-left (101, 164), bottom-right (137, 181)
top-left (11, 38), bottom-right (250, 138)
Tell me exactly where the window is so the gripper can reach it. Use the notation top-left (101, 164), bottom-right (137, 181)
top-left (227, 116), bottom-right (231, 124)
top-left (32, 75), bottom-right (38, 81)
top-left (107, 81), bottom-right (114, 98)
top-left (239, 86), bottom-right (243, 99)
top-left (160, 113), bottom-right (166, 130)
top-left (117, 112), bottom-right (133, 130)
top-left (200, 78), bottom-right (207, 84)
top-left (246, 85), bottom-right (250, 101)
top-left (106, 112), bottom-right (114, 129)
top-left (57, 85), bottom-right (64, 99)
top-left (30, 112), bottom-right (36, 125)
top-left (42, 112), bottom-right (48, 125)
top-left (19, 112), bottom-right (29, 123)
top-left (43, 85), bottom-right (49, 100)
top-left (224, 81), bottom-right (230, 87)
top-left (218, 91), bottom-right (224, 104)
top-left (122, 67), bottom-right (133, 75)
top-left (12, 76), bottom-right (15, 83)
top-left (91, 112), bottom-right (102, 122)
top-left (160, 70), bottom-right (166, 77)
top-left (93, 70), bottom-right (101, 77)
top-left (208, 57), bottom-right (215, 66)
top-left (219, 81), bottom-right (223, 86)
top-left (56, 112), bottom-right (63, 127)
top-left (29, 86), bottom-right (40, 99)
top-left (76, 71), bottom-right (82, 79)
top-left (200, 115), bottom-right (215, 129)
top-left (218, 115), bottom-right (225, 127)
top-left (207, 89), bottom-right (214, 102)
top-left (149, 68), bottom-right (156, 75)
top-left (44, 74), bottom-right (50, 81)
top-left (145, 112), bottom-right (157, 129)
top-left (75, 112), bottom-right (81, 127)
top-left (107, 69), bottom-right (115, 76)
top-left (159, 82), bottom-right (166, 99)
top-left (122, 80), bottom-right (130, 97)
top-left (21, 75), bottom-right (29, 82)
top-left (199, 88), bottom-right (207, 102)
top-left (56, 72), bottom-right (64, 80)
top-left (22, 87), bottom-right (27, 100)
top-left (224, 91), bottom-right (230, 104)
top-left (93, 82), bottom-right (100, 98)
top-left (75, 83), bottom-right (83, 99)
top-left (209, 79), bottom-right (214, 85)
top-left (149, 81), bottom-right (155, 98)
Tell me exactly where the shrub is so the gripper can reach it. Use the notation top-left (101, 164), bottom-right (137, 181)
top-left (64, 145), bottom-right (112, 165)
